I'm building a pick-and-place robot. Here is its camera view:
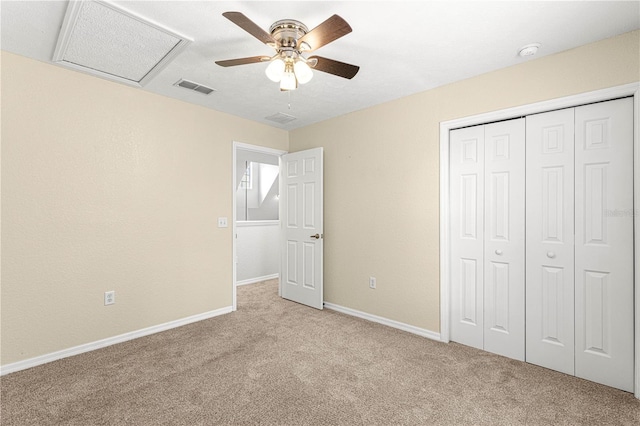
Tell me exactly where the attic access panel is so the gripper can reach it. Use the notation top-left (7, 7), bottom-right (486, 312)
top-left (53, 0), bottom-right (191, 87)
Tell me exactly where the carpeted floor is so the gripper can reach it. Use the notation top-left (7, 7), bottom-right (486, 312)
top-left (1, 279), bottom-right (639, 425)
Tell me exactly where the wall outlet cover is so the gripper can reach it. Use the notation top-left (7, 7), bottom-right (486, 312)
top-left (104, 291), bottom-right (115, 305)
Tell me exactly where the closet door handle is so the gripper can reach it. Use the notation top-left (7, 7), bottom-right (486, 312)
top-left (495, 249), bottom-right (503, 255)
top-left (547, 251), bottom-right (556, 259)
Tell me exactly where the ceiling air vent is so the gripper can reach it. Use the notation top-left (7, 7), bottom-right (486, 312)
top-left (52, 0), bottom-right (191, 87)
top-left (265, 112), bottom-right (297, 125)
top-left (174, 79), bottom-right (215, 95)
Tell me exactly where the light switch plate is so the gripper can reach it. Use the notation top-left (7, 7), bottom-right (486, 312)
top-left (218, 217), bottom-right (228, 228)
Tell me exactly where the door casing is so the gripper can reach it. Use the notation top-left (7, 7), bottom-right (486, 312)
top-left (439, 82), bottom-right (640, 398)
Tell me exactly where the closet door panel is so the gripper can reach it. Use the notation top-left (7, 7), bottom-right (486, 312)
top-left (450, 126), bottom-right (485, 350)
top-left (574, 97), bottom-right (634, 392)
top-left (526, 109), bottom-right (576, 375)
top-left (483, 118), bottom-right (525, 361)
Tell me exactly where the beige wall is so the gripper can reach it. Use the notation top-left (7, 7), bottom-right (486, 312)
top-left (2, 30), bottom-right (639, 366)
top-left (289, 30), bottom-right (640, 332)
top-left (1, 51), bottom-right (288, 365)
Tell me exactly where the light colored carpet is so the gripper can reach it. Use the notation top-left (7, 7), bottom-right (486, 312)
top-left (1, 279), bottom-right (639, 425)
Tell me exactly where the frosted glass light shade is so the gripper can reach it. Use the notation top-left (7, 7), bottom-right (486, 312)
top-left (294, 60), bottom-right (313, 84)
top-left (280, 70), bottom-right (297, 91)
top-left (265, 59), bottom-right (285, 82)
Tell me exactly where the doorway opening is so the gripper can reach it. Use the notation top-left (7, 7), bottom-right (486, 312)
top-left (232, 142), bottom-right (287, 311)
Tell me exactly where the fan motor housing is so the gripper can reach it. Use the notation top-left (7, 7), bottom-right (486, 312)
top-left (269, 19), bottom-right (308, 48)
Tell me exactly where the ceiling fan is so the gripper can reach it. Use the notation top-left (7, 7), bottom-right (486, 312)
top-left (215, 12), bottom-right (360, 91)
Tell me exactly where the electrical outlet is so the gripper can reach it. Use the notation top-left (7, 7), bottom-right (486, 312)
top-left (369, 277), bottom-right (376, 289)
top-left (104, 290), bottom-right (115, 306)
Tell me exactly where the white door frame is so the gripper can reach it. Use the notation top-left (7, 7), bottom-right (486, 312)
top-left (439, 82), bottom-right (640, 398)
top-left (232, 141), bottom-right (287, 311)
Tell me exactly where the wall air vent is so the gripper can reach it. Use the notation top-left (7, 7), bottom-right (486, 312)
top-left (174, 79), bottom-right (215, 95)
top-left (265, 112), bottom-right (297, 125)
top-left (52, 0), bottom-right (191, 87)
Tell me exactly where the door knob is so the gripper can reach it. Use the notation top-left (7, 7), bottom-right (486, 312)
top-left (547, 251), bottom-right (556, 259)
top-left (310, 234), bottom-right (321, 239)
top-left (495, 249), bottom-right (503, 255)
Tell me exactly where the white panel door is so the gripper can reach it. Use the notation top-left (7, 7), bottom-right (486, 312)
top-left (281, 148), bottom-right (324, 309)
top-left (526, 108), bottom-right (576, 375)
top-left (574, 98), bottom-right (634, 392)
top-left (483, 119), bottom-right (525, 361)
top-left (450, 126), bottom-right (485, 350)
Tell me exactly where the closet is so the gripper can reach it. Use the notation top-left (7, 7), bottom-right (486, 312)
top-left (450, 97), bottom-right (634, 392)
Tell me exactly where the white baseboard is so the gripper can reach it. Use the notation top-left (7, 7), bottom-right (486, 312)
top-left (323, 302), bottom-right (442, 342)
top-left (236, 273), bottom-right (279, 286)
top-left (0, 306), bottom-right (233, 376)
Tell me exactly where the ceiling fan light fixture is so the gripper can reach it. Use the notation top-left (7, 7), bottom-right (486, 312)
top-left (265, 58), bottom-right (285, 82)
top-left (218, 12), bottom-right (358, 91)
top-left (294, 60), bottom-right (313, 84)
top-left (280, 63), bottom-right (298, 91)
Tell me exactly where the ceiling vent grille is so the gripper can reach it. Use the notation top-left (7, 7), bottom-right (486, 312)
top-left (52, 0), bottom-right (191, 87)
top-left (265, 112), bottom-right (297, 124)
top-left (174, 79), bottom-right (215, 95)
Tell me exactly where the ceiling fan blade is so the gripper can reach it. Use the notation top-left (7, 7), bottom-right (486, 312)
top-left (309, 56), bottom-right (359, 79)
top-left (222, 12), bottom-right (276, 46)
top-left (297, 15), bottom-right (352, 52)
top-left (215, 56), bottom-right (271, 67)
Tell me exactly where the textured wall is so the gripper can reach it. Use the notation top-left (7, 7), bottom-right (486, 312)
top-left (236, 223), bottom-right (280, 282)
top-left (1, 51), bottom-right (288, 365)
top-left (2, 30), bottom-right (639, 366)
top-left (289, 30), bottom-right (640, 333)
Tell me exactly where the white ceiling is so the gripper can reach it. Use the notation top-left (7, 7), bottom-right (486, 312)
top-left (2, 1), bottom-right (639, 130)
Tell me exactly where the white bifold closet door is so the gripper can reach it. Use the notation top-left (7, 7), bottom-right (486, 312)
top-left (526, 97), bottom-right (634, 392)
top-left (525, 108), bottom-right (576, 375)
top-left (574, 99), bottom-right (634, 391)
top-left (450, 125), bottom-right (485, 351)
top-left (450, 118), bottom-right (525, 361)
